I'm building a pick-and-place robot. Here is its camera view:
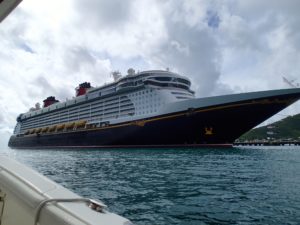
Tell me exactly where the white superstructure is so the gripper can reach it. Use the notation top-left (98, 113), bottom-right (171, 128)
top-left (15, 70), bottom-right (194, 135)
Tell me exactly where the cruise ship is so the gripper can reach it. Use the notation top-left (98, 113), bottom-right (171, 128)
top-left (8, 69), bottom-right (300, 148)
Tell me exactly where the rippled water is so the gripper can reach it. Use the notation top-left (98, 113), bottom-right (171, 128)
top-left (2, 147), bottom-right (300, 224)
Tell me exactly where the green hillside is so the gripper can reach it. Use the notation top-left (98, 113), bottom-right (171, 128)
top-left (239, 113), bottom-right (300, 141)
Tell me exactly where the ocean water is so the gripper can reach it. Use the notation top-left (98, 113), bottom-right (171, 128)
top-left (2, 146), bottom-right (300, 225)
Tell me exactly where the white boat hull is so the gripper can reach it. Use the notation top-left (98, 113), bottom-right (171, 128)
top-left (0, 156), bottom-right (132, 225)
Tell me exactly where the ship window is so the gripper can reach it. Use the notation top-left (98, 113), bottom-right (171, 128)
top-left (119, 82), bottom-right (134, 88)
top-left (144, 80), bottom-right (189, 90)
top-left (176, 96), bottom-right (189, 99)
top-left (176, 78), bottom-right (191, 85)
top-left (154, 77), bottom-right (172, 81)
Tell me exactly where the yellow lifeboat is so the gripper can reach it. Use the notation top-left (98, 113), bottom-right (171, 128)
top-left (48, 125), bottom-right (57, 132)
top-left (30, 129), bottom-right (36, 134)
top-left (35, 128), bottom-right (42, 133)
top-left (75, 120), bottom-right (87, 129)
top-left (41, 127), bottom-right (49, 133)
top-left (65, 122), bottom-right (75, 130)
top-left (56, 124), bottom-right (65, 131)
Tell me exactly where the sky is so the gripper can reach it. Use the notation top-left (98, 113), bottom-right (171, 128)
top-left (1, 0), bottom-right (300, 147)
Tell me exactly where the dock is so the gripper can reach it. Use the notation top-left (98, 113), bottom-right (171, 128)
top-left (234, 140), bottom-right (300, 146)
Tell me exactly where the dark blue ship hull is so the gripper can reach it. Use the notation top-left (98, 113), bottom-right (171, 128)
top-left (8, 89), bottom-right (300, 148)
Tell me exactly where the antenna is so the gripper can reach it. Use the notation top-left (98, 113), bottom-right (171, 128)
top-left (282, 76), bottom-right (299, 88)
top-left (111, 71), bottom-right (122, 81)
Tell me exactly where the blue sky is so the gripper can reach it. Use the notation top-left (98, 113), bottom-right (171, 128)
top-left (1, 0), bottom-right (300, 147)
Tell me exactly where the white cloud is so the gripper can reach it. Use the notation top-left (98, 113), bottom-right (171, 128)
top-left (1, 0), bottom-right (300, 145)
